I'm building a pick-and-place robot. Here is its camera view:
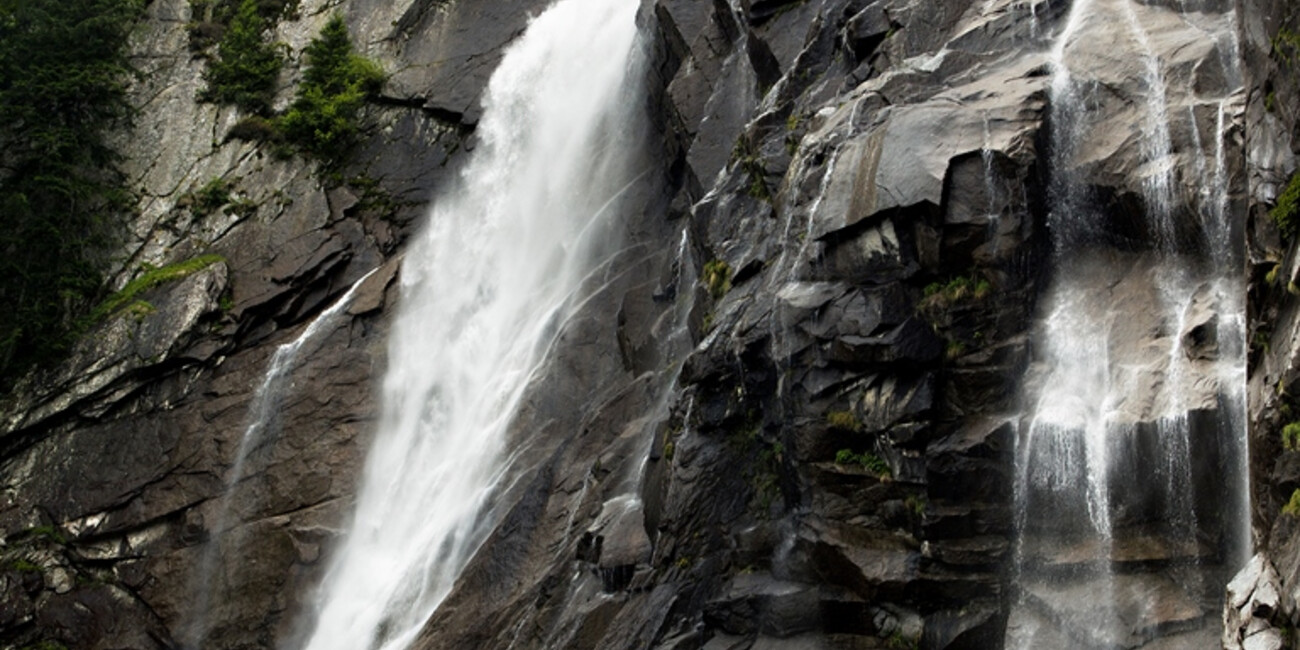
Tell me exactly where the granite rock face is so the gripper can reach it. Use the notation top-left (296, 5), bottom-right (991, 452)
top-left (0, 0), bottom-right (1278, 648)
top-left (414, 0), bottom-right (1242, 646)
top-left (0, 0), bottom-right (543, 645)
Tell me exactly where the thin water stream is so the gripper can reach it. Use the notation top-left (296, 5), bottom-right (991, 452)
top-left (187, 269), bottom-right (375, 647)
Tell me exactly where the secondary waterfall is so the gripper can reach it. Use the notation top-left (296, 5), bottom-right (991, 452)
top-left (186, 270), bottom-right (374, 648)
top-left (294, 1), bottom-right (645, 649)
top-left (1006, 0), bottom-right (1246, 646)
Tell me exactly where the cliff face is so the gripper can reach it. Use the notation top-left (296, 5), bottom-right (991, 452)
top-left (0, 0), bottom-right (1279, 649)
top-left (0, 0), bottom-right (546, 646)
top-left (1237, 0), bottom-right (1300, 645)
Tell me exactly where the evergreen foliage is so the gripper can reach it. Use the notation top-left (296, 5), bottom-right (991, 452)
top-left (199, 0), bottom-right (283, 114)
top-left (0, 0), bottom-right (143, 384)
top-left (278, 14), bottom-right (385, 163)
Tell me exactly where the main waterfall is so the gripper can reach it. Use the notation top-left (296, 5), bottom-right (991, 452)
top-left (293, 1), bottom-right (645, 648)
top-left (1006, 0), bottom-right (1246, 646)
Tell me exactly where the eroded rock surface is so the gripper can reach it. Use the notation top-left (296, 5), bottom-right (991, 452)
top-left (0, 0), bottom-right (1279, 647)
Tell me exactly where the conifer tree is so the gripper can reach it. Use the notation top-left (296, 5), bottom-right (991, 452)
top-left (200, 0), bottom-right (283, 114)
top-left (0, 0), bottom-right (142, 383)
top-left (278, 14), bottom-right (384, 162)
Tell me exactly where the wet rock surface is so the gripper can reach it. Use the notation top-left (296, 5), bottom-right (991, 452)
top-left (0, 0), bottom-right (1277, 648)
top-left (0, 0), bottom-right (519, 644)
top-left (1237, 0), bottom-right (1300, 645)
top-left (1224, 554), bottom-right (1286, 650)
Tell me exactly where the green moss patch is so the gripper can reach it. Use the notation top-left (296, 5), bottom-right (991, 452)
top-left (87, 255), bottom-right (225, 324)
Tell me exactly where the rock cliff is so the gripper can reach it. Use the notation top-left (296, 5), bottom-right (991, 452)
top-left (1235, 0), bottom-right (1300, 647)
top-left (0, 0), bottom-right (1288, 648)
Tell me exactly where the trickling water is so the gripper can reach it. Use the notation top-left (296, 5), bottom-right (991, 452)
top-left (1120, 0), bottom-right (1177, 237)
top-left (188, 269), bottom-right (375, 647)
top-left (1008, 0), bottom-right (1246, 646)
top-left (294, 1), bottom-right (645, 648)
top-left (1210, 101), bottom-right (1234, 256)
top-left (981, 112), bottom-right (1003, 253)
top-left (1189, 104), bottom-right (1211, 214)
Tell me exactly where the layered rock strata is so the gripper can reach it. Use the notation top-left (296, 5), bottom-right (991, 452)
top-left (0, 0), bottom-right (1277, 648)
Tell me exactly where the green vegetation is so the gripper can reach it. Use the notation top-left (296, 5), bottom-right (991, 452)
top-left (189, 0), bottom-right (299, 52)
top-left (20, 642), bottom-right (69, 650)
top-left (834, 448), bottom-right (891, 479)
top-left (919, 275), bottom-right (994, 361)
top-left (198, 12), bottom-right (385, 168)
top-left (86, 255), bottom-right (225, 324)
top-left (702, 259), bottom-right (732, 299)
top-left (827, 410), bottom-right (862, 432)
top-left (189, 177), bottom-right (233, 215)
top-left (350, 175), bottom-right (406, 221)
top-left (1285, 421), bottom-right (1300, 451)
top-left (885, 633), bottom-right (920, 650)
top-left (10, 558), bottom-right (40, 572)
top-left (199, 0), bottom-right (284, 114)
top-left (189, 0), bottom-right (298, 26)
top-left (760, 441), bottom-right (784, 464)
top-left (1284, 488), bottom-right (1300, 517)
top-left (784, 112), bottom-right (803, 155)
top-left (732, 136), bottom-right (772, 202)
top-left (1255, 329), bottom-right (1273, 355)
top-left (663, 423), bottom-right (682, 461)
top-left (278, 14), bottom-right (385, 164)
top-left (905, 494), bottom-right (927, 517)
top-left (922, 275), bottom-right (992, 307)
top-left (0, 0), bottom-right (144, 385)
top-left (1267, 263), bottom-right (1282, 286)
top-left (1273, 27), bottom-right (1300, 68)
top-left (226, 115), bottom-right (281, 143)
top-left (1272, 172), bottom-right (1300, 240)
top-left (25, 525), bottom-right (67, 544)
top-left (702, 262), bottom-right (732, 300)
top-left (745, 160), bottom-right (771, 200)
top-left (945, 340), bottom-right (967, 361)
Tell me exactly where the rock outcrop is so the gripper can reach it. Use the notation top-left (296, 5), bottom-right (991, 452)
top-left (0, 0), bottom-right (1280, 648)
top-left (1234, 0), bottom-right (1300, 645)
top-left (0, 0), bottom-right (545, 645)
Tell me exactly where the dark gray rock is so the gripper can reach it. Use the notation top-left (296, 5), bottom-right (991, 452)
top-left (0, 0), bottom-right (1272, 644)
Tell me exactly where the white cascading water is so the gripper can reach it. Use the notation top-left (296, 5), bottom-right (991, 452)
top-left (295, 1), bottom-right (644, 649)
top-left (1008, 0), bottom-right (1246, 645)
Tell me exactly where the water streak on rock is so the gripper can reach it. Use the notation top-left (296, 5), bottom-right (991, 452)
top-left (188, 268), bottom-right (376, 647)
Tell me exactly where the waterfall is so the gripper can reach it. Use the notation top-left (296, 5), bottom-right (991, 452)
top-left (294, 1), bottom-right (645, 649)
top-left (1006, 0), bottom-right (1246, 646)
top-left (187, 269), bottom-right (375, 647)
